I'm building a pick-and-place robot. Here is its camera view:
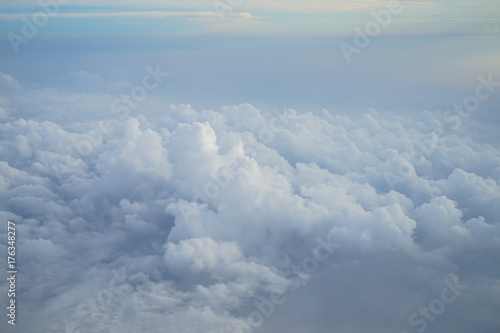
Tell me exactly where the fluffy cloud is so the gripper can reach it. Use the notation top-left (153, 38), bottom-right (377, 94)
top-left (0, 78), bottom-right (499, 333)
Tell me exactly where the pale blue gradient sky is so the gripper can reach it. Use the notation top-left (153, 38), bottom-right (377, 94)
top-left (1, 1), bottom-right (500, 36)
top-left (0, 0), bottom-right (499, 119)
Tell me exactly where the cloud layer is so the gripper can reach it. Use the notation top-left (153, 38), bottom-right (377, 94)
top-left (0, 77), bottom-right (499, 333)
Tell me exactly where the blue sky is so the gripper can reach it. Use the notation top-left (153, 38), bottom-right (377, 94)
top-left (0, 3), bottom-right (498, 115)
top-left (1, 0), bottom-right (499, 35)
top-left (0, 0), bottom-right (499, 114)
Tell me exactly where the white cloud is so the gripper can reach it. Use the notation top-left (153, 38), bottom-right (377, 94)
top-left (71, 70), bottom-right (104, 84)
top-left (0, 77), bottom-right (499, 332)
top-left (0, 10), bottom-right (253, 21)
top-left (0, 0), bottom-right (418, 11)
top-left (0, 71), bottom-right (21, 89)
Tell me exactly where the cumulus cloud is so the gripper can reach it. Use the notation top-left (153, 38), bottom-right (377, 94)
top-left (0, 76), bottom-right (499, 333)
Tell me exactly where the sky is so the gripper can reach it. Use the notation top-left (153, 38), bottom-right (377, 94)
top-left (0, 0), bottom-right (499, 111)
top-left (1, 0), bottom-right (500, 332)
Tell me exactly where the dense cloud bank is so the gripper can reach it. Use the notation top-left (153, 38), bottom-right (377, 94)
top-left (0, 78), bottom-right (499, 333)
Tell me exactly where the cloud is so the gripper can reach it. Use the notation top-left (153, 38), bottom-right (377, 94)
top-left (0, 10), bottom-right (253, 21)
top-left (71, 70), bottom-right (104, 84)
top-left (0, 71), bottom-right (21, 89)
top-left (0, 75), bottom-right (499, 332)
top-left (0, 0), bottom-right (440, 12)
top-left (0, 106), bottom-right (7, 119)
